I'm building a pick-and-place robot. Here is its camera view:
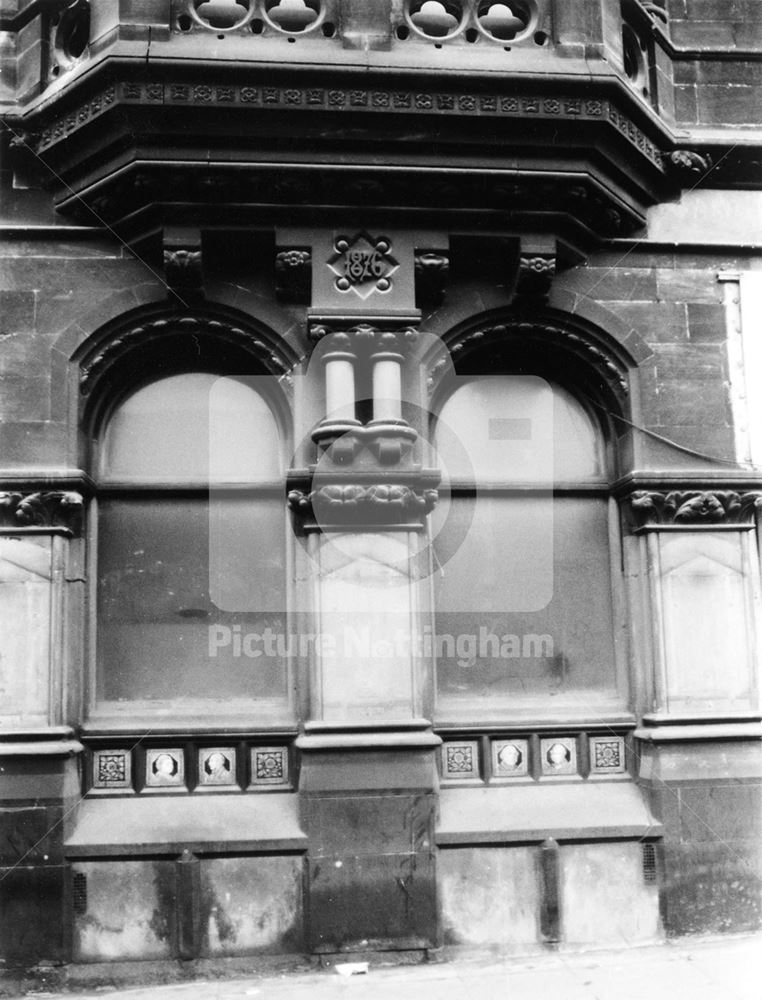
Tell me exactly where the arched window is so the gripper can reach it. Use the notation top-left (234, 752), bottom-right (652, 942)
top-left (432, 373), bottom-right (624, 718)
top-left (93, 372), bottom-right (288, 720)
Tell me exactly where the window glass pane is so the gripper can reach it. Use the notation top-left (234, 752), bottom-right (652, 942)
top-left (434, 497), bottom-right (618, 708)
top-left (435, 377), bottom-right (604, 483)
top-left (100, 373), bottom-right (282, 483)
top-left (96, 497), bottom-right (287, 705)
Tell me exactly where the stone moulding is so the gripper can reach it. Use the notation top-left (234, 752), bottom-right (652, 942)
top-left (288, 484), bottom-right (438, 525)
top-left (0, 491), bottom-right (84, 533)
top-left (630, 490), bottom-right (762, 526)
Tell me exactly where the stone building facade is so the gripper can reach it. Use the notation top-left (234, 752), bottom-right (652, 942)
top-left (0, 0), bottom-right (761, 969)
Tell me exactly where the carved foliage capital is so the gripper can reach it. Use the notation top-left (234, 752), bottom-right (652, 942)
top-left (288, 484), bottom-right (438, 525)
top-left (630, 490), bottom-right (762, 526)
top-left (0, 491), bottom-right (84, 533)
top-left (309, 321), bottom-right (419, 355)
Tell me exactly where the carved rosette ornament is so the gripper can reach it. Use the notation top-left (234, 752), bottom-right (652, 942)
top-left (630, 490), bottom-right (762, 527)
top-left (0, 491), bottom-right (84, 534)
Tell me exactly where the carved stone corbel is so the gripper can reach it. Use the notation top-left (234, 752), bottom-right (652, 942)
top-left (414, 251), bottom-right (450, 307)
top-left (663, 150), bottom-right (713, 183)
top-left (275, 248), bottom-right (312, 304)
top-left (515, 236), bottom-right (558, 299)
top-left (0, 491), bottom-right (84, 534)
top-left (163, 229), bottom-right (204, 301)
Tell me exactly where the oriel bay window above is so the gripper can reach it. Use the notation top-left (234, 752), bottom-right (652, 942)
top-left (91, 372), bottom-right (290, 725)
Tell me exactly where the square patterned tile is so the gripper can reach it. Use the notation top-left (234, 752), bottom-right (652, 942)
top-left (250, 746), bottom-right (289, 786)
top-left (145, 748), bottom-right (185, 788)
top-left (198, 747), bottom-right (237, 786)
top-left (491, 738), bottom-right (529, 778)
top-left (92, 749), bottom-right (132, 789)
top-left (589, 735), bottom-right (626, 774)
top-left (540, 737), bottom-right (578, 776)
top-left (442, 741), bottom-right (480, 780)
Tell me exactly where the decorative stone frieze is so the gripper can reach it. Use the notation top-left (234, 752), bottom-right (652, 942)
top-left (0, 491), bottom-right (84, 533)
top-left (630, 490), bottom-right (762, 526)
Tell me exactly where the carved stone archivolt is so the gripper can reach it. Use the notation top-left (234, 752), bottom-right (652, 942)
top-left (631, 490), bottom-right (762, 527)
top-left (0, 491), bottom-right (84, 533)
top-left (288, 484), bottom-right (438, 525)
top-left (79, 314), bottom-right (295, 394)
top-left (428, 319), bottom-right (630, 398)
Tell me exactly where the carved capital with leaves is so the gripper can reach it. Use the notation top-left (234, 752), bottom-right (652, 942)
top-left (631, 489), bottom-right (762, 527)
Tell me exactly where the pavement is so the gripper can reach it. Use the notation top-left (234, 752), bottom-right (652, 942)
top-left (5, 935), bottom-right (762, 1000)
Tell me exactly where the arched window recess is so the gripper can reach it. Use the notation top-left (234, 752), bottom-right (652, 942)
top-left (77, 309), bottom-right (295, 725)
top-left (427, 314), bottom-right (633, 721)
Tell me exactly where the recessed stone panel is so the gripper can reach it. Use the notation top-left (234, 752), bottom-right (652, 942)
top-left (199, 856), bottom-right (303, 956)
top-left (71, 860), bottom-right (176, 962)
top-left (561, 842), bottom-right (662, 946)
top-left (439, 846), bottom-right (539, 945)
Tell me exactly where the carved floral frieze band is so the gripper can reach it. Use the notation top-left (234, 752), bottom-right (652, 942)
top-left (34, 82), bottom-right (662, 169)
top-left (0, 491), bottom-right (84, 533)
top-left (288, 484), bottom-right (438, 524)
top-left (631, 490), bottom-right (762, 526)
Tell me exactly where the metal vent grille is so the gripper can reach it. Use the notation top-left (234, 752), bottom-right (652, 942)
top-left (72, 871), bottom-right (88, 914)
top-left (642, 843), bottom-right (657, 884)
